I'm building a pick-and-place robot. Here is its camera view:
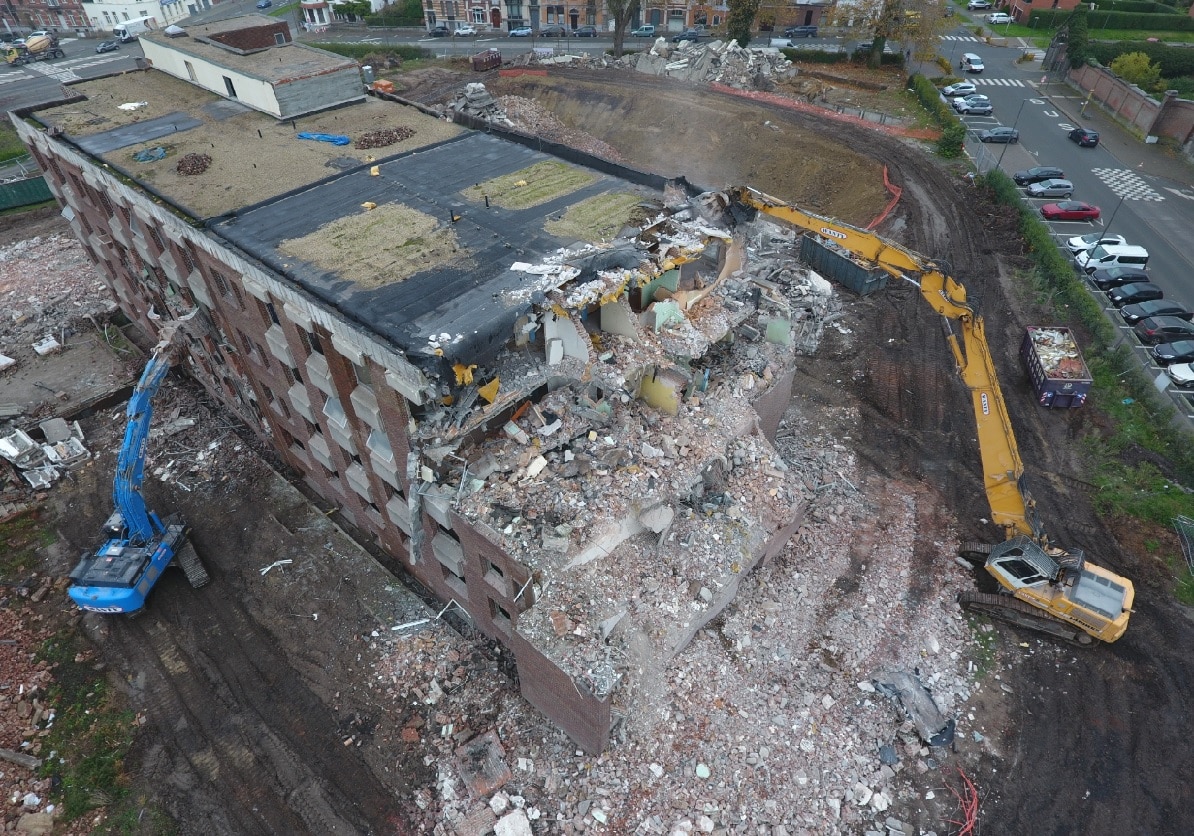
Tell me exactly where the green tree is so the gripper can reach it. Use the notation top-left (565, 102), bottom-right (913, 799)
top-left (336, 0), bottom-right (372, 20)
top-left (1067, 7), bottom-right (1089, 69)
top-left (727, 0), bottom-right (761, 47)
top-left (1110, 51), bottom-right (1163, 91)
top-left (608, 0), bottom-right (640, 56)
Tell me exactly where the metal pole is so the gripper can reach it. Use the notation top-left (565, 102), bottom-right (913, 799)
top-left (997, 99), bottom-right (1028, 167)
top-left (1101, 194), bottom-right (1127, 239)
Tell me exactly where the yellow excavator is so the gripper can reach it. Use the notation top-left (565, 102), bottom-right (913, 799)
top-left (726, 186), bottom-right (1133, 645)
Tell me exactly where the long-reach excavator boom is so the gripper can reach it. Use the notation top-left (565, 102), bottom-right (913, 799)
top-left (727, 186), bottom-right (1132, 644)
top-left (68, 315), bottom-right (209, 614)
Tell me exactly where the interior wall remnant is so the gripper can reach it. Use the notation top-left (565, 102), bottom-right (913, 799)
top-left (599, 299), bottom-right (638, 340)
top-left (543, 314), bottom-right (588, 367)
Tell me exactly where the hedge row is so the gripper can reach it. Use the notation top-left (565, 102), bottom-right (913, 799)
top-left (981, 167), bottom-right (1194, 487)
top-left (363, 12), bottom-right (424, 26)
top-left (780, 48), bottom-right (848, 64)
top-left (909, 73), bottom-right (965, 157)
top-left (1092, 0), bottom-right (1182, 12)
top-left (1028, 9), bottom-right (1194, 31)
top-left (1087, 39), bottom-right (1194, 78)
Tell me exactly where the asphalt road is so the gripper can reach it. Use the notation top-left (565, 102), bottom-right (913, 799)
top-left (950, 27), bottom-right (1194, 411)
top-left (0, 37), bottom-right (143, 112)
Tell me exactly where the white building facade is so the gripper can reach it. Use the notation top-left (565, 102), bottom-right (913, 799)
top-left (82, 0), bottom-right (189, 34)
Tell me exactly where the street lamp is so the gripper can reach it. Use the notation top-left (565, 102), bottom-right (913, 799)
top-left (997, 99), bottom-right (1028, 167)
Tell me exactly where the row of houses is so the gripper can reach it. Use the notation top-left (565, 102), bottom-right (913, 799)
top-left (0, 0), bottom-right (196, 38)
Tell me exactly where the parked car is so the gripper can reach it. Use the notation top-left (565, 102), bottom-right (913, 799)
top-left (986, 12), bottom-right (1012, 24)
top-left (784, 25), bottom-right (818, 38)
top-left (1119, 299), bottom-right (1192, 326)
top-left (967, 0), bottom-right (993, 8)
top-left (956, 102), bottom-right (993, 116)
top-left (1108, 282), bottom-right (1164, 307)
top-left (1040, 201), bottom-right (1099, 221)
top-left (960, 53), bottom-right (985, 73)
top-left (1067, 232), bottom-right (1126, 257)
top-left (95, 40), bottom-right (120, 54)
top-left (672, 28), bottom-right (704, 42)
top-left (1026, 179), bottom-right (1074, 199)
top-left (538, 24), bottom-right (568, 37)
top-left (1151, 339), bottom-right (1194, 366)
top-left (428, 24), bottom-right (450, 37)
top-left (631, 25), bottom-right (656, 37)
top-left (1014, 166), bottom-right (1064, 186)
top-left (255, 0), bottom-right (272, 8)
top-left (979, 127), bottom-right (1019, 143)
top-left (509, 26), bottom-right (533, 36)
top-left (573, 25), bottom-right (598, 37)
top-left (952, 94), bottom-right (990, 111)
top-left (1069, 127), bottom-right (1100, 147)
top-left (942, 82), bottom-right (978, 98)
top-left (1165, 362), bottom-right (1194, 388)
top-left (1090, 266), bottom-right (1149, 292)
top-left (1133, 317), bottom-right (1194, 345)
top-left (453, 25), bottom-right (477, 36)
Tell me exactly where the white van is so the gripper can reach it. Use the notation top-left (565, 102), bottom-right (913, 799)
top-left (960, 53), bottom-right (985, 73)
top-left (1075, 244), bottom-right (1149, 274)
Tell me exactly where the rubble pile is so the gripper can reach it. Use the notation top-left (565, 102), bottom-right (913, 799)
top-left (176, 152), bottom-right (212, 176)
top-left (511, 39), bottom-right (797, 91)
top-left (497, 95), bottom-right (626, 162)
top-left (0, 234), bottom-right (115, 356)
top-left (367, 402), bottom-right (982, 834)
top-left (354, 126), bottom-right (417, 150)
top-left (0, 608), bottom-right (65, 836)
top-left (449, 83), bottom-right (515, 128)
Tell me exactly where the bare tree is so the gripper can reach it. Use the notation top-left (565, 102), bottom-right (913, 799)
top-left (608, 0), bottom-right (640, 57)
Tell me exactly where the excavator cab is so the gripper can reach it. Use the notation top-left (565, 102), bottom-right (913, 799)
top-left (981, 536), bottom-right (1133, 644)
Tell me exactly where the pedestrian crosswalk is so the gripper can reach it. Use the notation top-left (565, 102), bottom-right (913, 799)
top-left (972, 78), bottom-right (1027, 87)
top-left (941, 35), bottom-right (982, 42)
top-left (1092, 168), bottom-right (1165, 202)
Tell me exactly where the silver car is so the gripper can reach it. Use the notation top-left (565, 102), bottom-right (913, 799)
top-left (1027, 179), bottom-right (1074, 199)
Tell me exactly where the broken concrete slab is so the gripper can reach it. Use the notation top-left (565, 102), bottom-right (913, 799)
top-left (872, 669), bottom-right (956, 747)
top-left (455, 730), bottom-right (512, 798)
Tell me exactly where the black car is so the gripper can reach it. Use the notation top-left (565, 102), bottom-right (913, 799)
top-left (539, 24), bottom-right (568, 37)
top-left (1133, 317), bottom-right (1194, 345)
top-left (428, 24), bottom-right (450, 37)
top-left (95, 40), bottom-right (120, 54)
top-left (1151, 340), bottom-right (1194, 366)
top-left (1119, 300), bottom-right (1194, 326)
top-left (573, 25), bottom-right (598, 37)
top-left (784, 25), bottom-right (818, 38)
top-left (672, 28), bottom-right (704, 42)
top-left (1108, 282), bottom-right (1164, 307)
top-left (1090, 267), bottom-right (1150, 292)
top-left (1069, 127), bottom-right (1100, 147)
top-left (1013, 166), bottom-right (1064, 186)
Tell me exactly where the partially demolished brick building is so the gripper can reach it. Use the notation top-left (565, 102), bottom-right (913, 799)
top-left (12, 19), bottom-right (833, 752)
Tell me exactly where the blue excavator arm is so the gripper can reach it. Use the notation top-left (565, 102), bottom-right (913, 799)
top-left (110, 344), bottom-right (175, 544)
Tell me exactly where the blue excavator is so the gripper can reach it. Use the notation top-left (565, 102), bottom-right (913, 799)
top-left (68, 317), bottom-right (209, 614)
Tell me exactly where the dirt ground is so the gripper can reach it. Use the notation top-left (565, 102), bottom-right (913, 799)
top-left (6, 65), bottom-right (1194, 834)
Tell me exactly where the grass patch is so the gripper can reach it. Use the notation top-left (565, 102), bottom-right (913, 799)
top-left (268, 1), bottom-right (299, 17)
top-left (280, 202), bottom-right (464, 287)
top-left (465, 161), bottom-right (597, 210)
top-left (544, 192), bottom-right (644, 242)
top-left (966, 617), bottom-right (999, 677)
top-left (37, 631), bottom-right (136, 822)
top-left (0, 121), bottom-right (27, 163)
top-left (0, 509), bottom-right (58, 578)
top-left (0, 198), bottom-right (58, 217)
top-left (1177, 571), bottom-right (1194, 606)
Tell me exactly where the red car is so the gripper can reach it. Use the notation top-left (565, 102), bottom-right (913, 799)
top-left (1039, 201), bottom-right (1101, 221)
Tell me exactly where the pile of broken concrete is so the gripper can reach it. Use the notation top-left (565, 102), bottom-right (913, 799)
top-left (512, 37), bottom-right (798, 90)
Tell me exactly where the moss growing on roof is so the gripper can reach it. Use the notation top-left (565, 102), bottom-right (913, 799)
top-left (464, 161), bottom-right (597, 211)
top-left (279, 202), bottom-right (464, 288)
top-left (544, 192), bottom-right (647, 243)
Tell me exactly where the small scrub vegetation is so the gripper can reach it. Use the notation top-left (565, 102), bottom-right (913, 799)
top-left (465, 161), bottom-right (597, 210)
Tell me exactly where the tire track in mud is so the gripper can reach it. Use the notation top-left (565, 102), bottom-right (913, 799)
top-left (99, 580), bottom-right (403, 835)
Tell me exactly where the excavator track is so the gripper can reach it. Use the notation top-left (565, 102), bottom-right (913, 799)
top-left (958, 590), bottom-right (1094, 647)
top-left (957, 542), bottom-right (993, 567)
top-left (174, 542), bottom-right (210, 589)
